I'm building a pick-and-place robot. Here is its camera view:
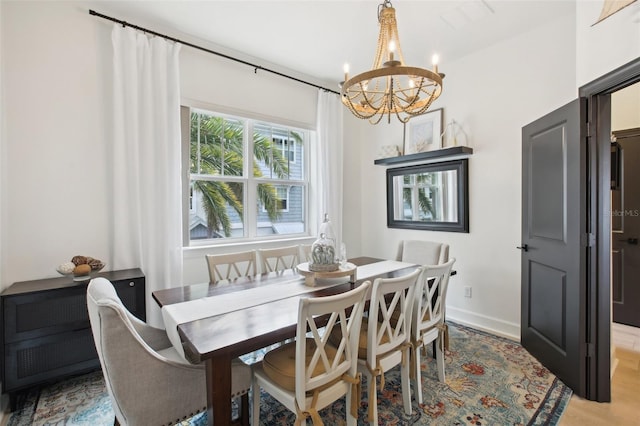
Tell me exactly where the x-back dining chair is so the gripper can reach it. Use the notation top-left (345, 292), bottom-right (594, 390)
top-left (205, 250), bottom-right (257, 284)
top-left (345, 268), bottom-right (422, 426)
top-left (252, 282), bottom-right (371, 426)
top-left (411, 259), bottom-right (456, 404)
top-left (258, 245), bottom-right (300, 273)
top-left (87, 278), bottom-right (251, 426)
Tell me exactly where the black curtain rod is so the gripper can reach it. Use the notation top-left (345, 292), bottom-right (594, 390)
top-left (89, 9), bottom-right (340, 95)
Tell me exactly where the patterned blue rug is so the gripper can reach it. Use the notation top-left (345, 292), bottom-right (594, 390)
top-left (7, 322), bottom-right (572, 425)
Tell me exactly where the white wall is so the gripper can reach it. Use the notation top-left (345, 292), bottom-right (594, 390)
top-left (2, 2), bottom-right (113, 289)
top-left (0, 1), bottom-right (323, 290)
top-left (577, 0), bottom-right (640, 86)
top-left (344, 13), bottom-right (578, 339)
top-left (612, 82), bottom-right (640, 131)
top-left (0, 0), bottom-right (5, 419)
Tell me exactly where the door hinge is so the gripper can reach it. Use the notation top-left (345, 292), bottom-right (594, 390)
top-left (586, 121), bottom-right (591, 138)
top-left (584, 342), bottom-right (595, 358)
top-left (581, 233), bottom-right (596, 247)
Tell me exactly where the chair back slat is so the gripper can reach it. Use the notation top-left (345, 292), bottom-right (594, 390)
top-left (258, 245), bottom-right (300, 273)
top-left (299, 244), bottom-right (312, 263)
top-left (205, 250), bottom-right (256, 284)
top-left (368, 268), bottom-right (422, 364)
top-left (415, 259), bottom-right (455, 335)
top-left (295, 282), bottom-right (370, 402)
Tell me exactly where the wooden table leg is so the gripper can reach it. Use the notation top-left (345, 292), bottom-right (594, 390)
top-left (206, 352), bottom-right (232, 426)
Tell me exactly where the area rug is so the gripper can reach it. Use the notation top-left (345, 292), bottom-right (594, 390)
top-left (7, 322), bottom-right (572, 425)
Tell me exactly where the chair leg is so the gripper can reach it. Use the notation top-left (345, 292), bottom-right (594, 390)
top-left (252, 377), bottom-right (261, 426)
top-left (401, 347), bottom-right (412, 415)
top-left (436, 336), bottom-right (446, 383)
top-left (365, 370), bottom-right (378, 426)
top-left (346, 383), bottom-right (357, 426)
top-left (240, 393), bottom-right (249, 426)
top-left (413, 345), bottom-right (424, 404)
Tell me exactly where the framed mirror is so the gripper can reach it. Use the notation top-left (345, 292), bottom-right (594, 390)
top-left (386, 159), bottom-right (469, 233)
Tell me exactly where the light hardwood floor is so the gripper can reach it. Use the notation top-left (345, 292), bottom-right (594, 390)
top-left (560, 326), bottom-right (640, 425)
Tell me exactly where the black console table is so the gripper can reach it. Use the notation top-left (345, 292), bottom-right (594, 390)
top-left (0, 268), bottom-right (145, 410)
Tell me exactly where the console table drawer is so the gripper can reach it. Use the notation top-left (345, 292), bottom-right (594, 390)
top-left (4, 286), bottom-right (90, 344)
top-left (4, 329), bottom-right (100, 391)
top-left (3, 277), bottom-right (144, 344)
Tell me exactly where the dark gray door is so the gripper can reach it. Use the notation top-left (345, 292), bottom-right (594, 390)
top-left (521, 99), bottom-right (587, 397)
top-left (612, 130), bottom-right (640, 327)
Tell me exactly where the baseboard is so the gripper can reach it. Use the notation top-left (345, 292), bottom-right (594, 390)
top-left (447, 307), bottom-right (520, 341)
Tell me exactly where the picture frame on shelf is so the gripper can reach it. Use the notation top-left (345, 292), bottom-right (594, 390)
top-left (403, 108), bottom-right (443, 155)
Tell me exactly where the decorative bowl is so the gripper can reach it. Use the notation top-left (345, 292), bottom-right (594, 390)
top-left (56, 257), bottom-right (105, 279)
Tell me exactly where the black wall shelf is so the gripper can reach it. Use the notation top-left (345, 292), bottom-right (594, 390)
top-left (374, 146), bottom-right (473, 166)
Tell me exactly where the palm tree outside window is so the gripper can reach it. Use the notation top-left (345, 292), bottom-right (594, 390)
top-left (183, 107), bottom-right (309, 243)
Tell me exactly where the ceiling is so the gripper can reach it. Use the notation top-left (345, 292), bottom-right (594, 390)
top-left (88, 0), bottom-right (577, 87)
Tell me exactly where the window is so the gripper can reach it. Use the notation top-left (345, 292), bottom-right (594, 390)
top-left (273, 136), bottom-right (296, 163)
top-left (262, 185), bottom-right (289, 213)
top-left (183, 106), bottom-right (309, 244)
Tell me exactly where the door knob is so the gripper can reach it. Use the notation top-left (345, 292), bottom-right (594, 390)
top-left (621, 238), bottom-right (639, 245)
top-left (516, 244), bottom-right (529, 252)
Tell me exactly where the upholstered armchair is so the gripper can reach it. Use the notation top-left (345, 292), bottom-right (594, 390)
top-left (396, 239), bottom-right (449, 265)
top-left (87, 278), bottom-right (251, 426)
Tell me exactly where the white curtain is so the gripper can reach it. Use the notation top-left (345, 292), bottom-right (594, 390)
top-left (111, 25), bottom-right (183, 326)
top-left (315, 90), bottom-right (344, 250)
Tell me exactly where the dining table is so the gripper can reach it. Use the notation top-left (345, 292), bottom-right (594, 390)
top-left (152, 256), bottom-right (421, 426)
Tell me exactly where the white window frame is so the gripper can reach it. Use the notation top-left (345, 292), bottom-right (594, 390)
top-left (181, 104), bottom-right (311, 247)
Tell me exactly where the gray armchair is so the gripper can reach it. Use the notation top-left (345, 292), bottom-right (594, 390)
top-left (87, 278), bottom-right (251, 426)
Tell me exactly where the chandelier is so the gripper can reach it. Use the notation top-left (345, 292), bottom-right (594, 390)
top-left (341, 0), bottom-right (444, 124)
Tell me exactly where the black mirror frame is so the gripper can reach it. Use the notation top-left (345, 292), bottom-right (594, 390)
top-left (386, 159), bottom-right (469, 233)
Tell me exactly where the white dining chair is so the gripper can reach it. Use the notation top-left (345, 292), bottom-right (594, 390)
top-left (341, 268), bottom-right (422, 426)
top-left (411, 259), bottom-right (455, 404)
top-left (87, 278), bottom-right (251, 426)
top-left (252, 282), bottom-right (370, 426)
top-left (205, 250), bottom-right (257, 284)
top-left (396, 239), bottom-right (449, 266)
top-left (299, 244), bottom-right (313, 263)
top-left (257, 245), bottom-right (300, 273)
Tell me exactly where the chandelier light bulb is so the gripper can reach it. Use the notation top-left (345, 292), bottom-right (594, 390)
top-left (343, 63), bottom-right (350, 81)
top-left (389, 40), bottom-right (396, 61)
top-left (432, 54), bottom-right (439, 73)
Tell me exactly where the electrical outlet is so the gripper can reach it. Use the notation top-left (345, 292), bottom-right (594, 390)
top-left (464, 286), bottom-right (472, 298)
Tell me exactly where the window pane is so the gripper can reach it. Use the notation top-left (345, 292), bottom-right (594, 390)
top-left (189, 180), bottom-right (244, 239)
top-left (191, 111), bottom-right (244, 177)
top-left (257, 184), bottom-right (305, 236)
top-left (253, 123), bottom-right (304, 181)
